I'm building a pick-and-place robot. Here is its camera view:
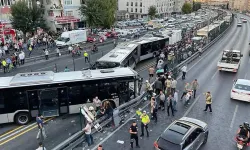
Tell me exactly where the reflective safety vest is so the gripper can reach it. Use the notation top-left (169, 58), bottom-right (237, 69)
top-left (141, 114), bottom-right (150, 124)
top-left (84, 52), bottom-right (88, 57)
top-left (2, 60), bottom-right (6, 66)
top-left (29, 47), bottom-right (32, 51)
top-left (136, 110), bottom-right (142, 116)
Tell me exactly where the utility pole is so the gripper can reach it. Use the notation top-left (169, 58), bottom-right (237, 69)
top-left (207, 0), bottom-right (210, 44)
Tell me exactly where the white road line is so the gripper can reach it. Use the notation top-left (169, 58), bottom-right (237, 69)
top-left (211, 70), bottom-right (218, 80)
top-left (91, 101), bottom-right (150, 150)
top-left (245, 73), bottom-right (248, 79)
top-left (230, 105), bottom-right (238, 129)
top-left (183, 95), bottom-right (201, 117)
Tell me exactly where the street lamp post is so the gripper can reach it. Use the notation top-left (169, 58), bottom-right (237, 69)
top-left (73, 56), bottom-right (76, 71)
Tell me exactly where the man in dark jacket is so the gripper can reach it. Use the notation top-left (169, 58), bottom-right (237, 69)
top-left (154, 78), bottom-right (163, 95)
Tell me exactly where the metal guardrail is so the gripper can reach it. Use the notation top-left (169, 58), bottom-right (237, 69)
top-left (52, 10), bottom-right (232, 150)
top-left (24, 40), bottom-right (114, 64)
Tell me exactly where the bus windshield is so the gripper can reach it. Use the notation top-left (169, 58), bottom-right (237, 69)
top-left (57, 37), bottom-right (69, 42)
top-left (95, 61), bottom-right (120, 69)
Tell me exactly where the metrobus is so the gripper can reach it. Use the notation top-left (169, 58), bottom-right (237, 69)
top-left (95, 34), bottom-right (169, 69)
top-left (0, 67), bottom-right (140, 125)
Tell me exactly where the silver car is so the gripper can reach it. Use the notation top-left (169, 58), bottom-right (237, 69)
top-left (154, 117), bottom-right (208, 150)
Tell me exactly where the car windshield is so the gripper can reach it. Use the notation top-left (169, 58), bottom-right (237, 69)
top-left (235, 84), bottom-right (250, 91)
top-left (158, 137), bottom-right (181, 150)
top-left (57, 37), bottom-right (69, 42)
top-left (95, 61), bottom-right (120, 69)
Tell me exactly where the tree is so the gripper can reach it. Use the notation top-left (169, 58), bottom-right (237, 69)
top-left (148, 6), bottom-right (157, 20)
top-left (79, 0), bottom-right (117, 28)
top-left (193, 2), bottom-right (201, 11)
top-left (182, 2), bottom-right (192, 14)
top-left (10, 0), bottom-right (46, 41)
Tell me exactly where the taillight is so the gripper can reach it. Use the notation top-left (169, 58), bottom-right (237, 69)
top-left (154, 141), bottom-right (159, 148)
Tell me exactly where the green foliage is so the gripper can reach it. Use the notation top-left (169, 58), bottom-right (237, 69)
top-left (193, 2), bottom-right (201, 11)
top-left (10, 0), bottom-right (46, 36)
top-left (79, 0), bottom-right (117, 28)
top-left (182, 2), bottom-right (192, 14)
top-left (148, 6), bottom-right (157, 20)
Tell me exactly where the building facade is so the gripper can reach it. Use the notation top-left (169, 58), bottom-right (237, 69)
top-left (118, 0), bottom-right (174, 19)
top-left (229, 0), bottom-right (248, 11)
top-left (173, 0), bottom-right (185, 13)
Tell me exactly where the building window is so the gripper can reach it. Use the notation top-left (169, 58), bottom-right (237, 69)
top-left (135, 2), bottom-right (137, 6)
top-left (140, 2), bottom-right (142, 7)
top-left (126, 2), bottom-right (129, 6)
top-left (135, 8), bottom-right (137, 12)
top-left (64, 0), bottom-right (72, 5)
top-left (131, 8), bottom-right (133, 12)
top-left (65, 11), bottom-right (73, 16)
top-left (140, 8), bottom-right (142, 13)
top-left (131, 2), bottom-right (133, 6)
top-left (127, 8), bottom-right (129, 12)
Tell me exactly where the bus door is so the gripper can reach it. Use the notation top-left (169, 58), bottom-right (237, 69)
top-left (58, 87), bottom-right (69, 114)
top-left (38, 88), bottom-right (59, 117)
top-left (27, 90), bottom-right (39, 118)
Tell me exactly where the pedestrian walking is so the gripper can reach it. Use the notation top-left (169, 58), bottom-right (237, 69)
top-left (36, 114), bottom-right (47, 139)
top-left (203, 91), bottom-right (212, 113)
top-left (28, 46), bottom-right (33, 57)
top-left (83, 51), bottom-right (89, 63)
top-left (129, 121), bottom-right (140, 148)
top-left (36, 142), bottom-right (46, 150)
top-left (158, 90), bottom-right (166, 111)
top-left (83, 121), bottom-right (94, 146)
top-left (154, 78), bottom-right (163, 95)
top-left (140, 110), bottom-right (150, 137)
top-left (165, 76), bottom-right (172, 95)
top-left (167, 95), bottom-right (174, 116)
top-left (1, 59), bottom-right (7, 73)
top-left (145, 80), bottom-right (153, 97)
top-left (19, 51), bottom-right (25, 65)
top-left (181, 83), bottom-right (191, 100)
top-left (181, 65), bottom-right (187, 80)
top-left (151, 98), bottom-right (157, 123)
top-left (148, 66), bottom-right (155, 79)
top-left (191, 79), bottom-right (199, 98)
top-left (56, 47), bottom-right (60, 57)
top-left (171, 78), bottom-right (177, 94)
top-left (184, 91), bottom-right (192, 107)
top-left (173, 90), bottom-right (178, 111)
top-left (44, 49), bottom-right (49, 60)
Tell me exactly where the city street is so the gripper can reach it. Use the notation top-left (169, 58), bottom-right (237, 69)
top-left (72, 15), bottom-right (250, 150)
top-left (0, 14), bottom-right (244, 150)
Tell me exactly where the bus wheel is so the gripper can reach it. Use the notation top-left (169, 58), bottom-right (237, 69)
top-left (15, 112), bottom-right (30, 125)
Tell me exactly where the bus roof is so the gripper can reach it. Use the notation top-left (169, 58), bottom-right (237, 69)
top-left (97, 42), bottom-right (139, 63)
top-left (0, 67), bottom-right (138, 89)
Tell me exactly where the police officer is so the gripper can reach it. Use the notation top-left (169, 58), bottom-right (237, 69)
top-left (129, 121), bottom-right (140, 149)
top-left (83, 51), bottom-right (89, 63)
top-left (140, 110), bottom-right (150, 137)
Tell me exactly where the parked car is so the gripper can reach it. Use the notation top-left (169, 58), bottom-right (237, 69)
top-left (154, 117), bottom-right (208, 150)
top-left (87, 36), bottom-right (95, 43)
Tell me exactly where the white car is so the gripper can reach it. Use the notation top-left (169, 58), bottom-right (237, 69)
top-left (237, 23), bottom-right (242, 27)
top-left (231, 79), bottom-right (250, 102)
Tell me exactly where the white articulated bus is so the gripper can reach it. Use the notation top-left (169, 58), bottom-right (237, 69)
top-left (95, 34), bottom-right (169, 69)
top-left (0, 68), bottom-right (140, 125)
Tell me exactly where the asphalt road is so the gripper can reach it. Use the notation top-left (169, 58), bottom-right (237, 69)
top-left (71, 15), bottom-right (250, 150)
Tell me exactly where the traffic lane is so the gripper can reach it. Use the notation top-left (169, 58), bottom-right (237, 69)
top-left (0, 114), bottom-right (80, 150)
top-left (0, 43), bottom-right (114, 77)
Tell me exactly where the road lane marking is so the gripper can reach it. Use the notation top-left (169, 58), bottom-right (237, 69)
top-left (230, 105), bottom-right (238, 129)
top-left (183, 95), bottom-right (201, 117)
top-left (0, 126), bottom-right (24, 139)
top-left (211, 70), bottom-right (218, 80)
top-left (91, 101), bottom-right (150, 150)
top-left (0, 117), bottom-right (53, 144)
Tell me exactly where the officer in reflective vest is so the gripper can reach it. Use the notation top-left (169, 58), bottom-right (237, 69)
top-left (83, 51), bottom-right (89, 63)
top-left (140, 110), bottom-right (150, 137)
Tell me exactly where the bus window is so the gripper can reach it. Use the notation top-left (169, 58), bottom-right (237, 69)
top-left (5, 90), bottom-right (28, 112)
top-left (152, 41), bottom-right (160, 52)
top-left (141, 43), bottom-right (152, 56)
top-left (99, 82), bottom-right (118, 100)
top-left (0, 92), bottom-right (4, 109)
top-left (128, 56), bottom-right (135, 67)
top-left (68, 86), bottom-right (82, 105)
top-left (82, 84), bottom-right (98, 102)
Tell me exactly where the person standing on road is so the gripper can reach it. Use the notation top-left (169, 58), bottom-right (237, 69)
top-left (171, 78), bottom-right (177, 94)
top-left (173, 90), bottom-right (178, 111)
top-left (36, 114), bottom-right (47, 139)
top-left (68, 45), bottom-right (73, 54)
top-left (28, 46), bottom-right (33, 57)
top-left (83, 51), bottom-right (89, 63)
top-left (83, 121), bottom-right (94, 146)
top-left (181, 83), bottom-right (191, 100)
top-left (191, 79), bottom-right (199, 98)
top-left (203, 91), bottom-right (212, 113)
top-left (151, 98), bottom-right (157, 123)
top-left (44, 49), bottom-right (49, 60)
top-left (36, 142), bottom-right (46, 150)
top-left (167, 94), bottom-right (174, 116)
top-left (158, 90), bottom-right (166, 111)
top-left (93, 96), bottom-right (102, 111)
top-left (129, 121), bottom-right (140, 149)
top-left (181, 65), bottom-right (187, 80)
top-left (165, 76), bottom-right (172, 95)
top-left (145, 80), bottom-right (153, 97)
top-left (154, 78), bottom-right (163, 95)
top-left (19, 51), bottom-right (25, 65)
top-left (1, 59), bottom-right (7, 73)
top-left (140, 110), bottom-right (150, 137)
top-left (148, 66), bottom-right (155, 79)
top-left (56, 47), bottom-right (60, 57)
top-left (64, 66), bottom-right (70, 72)
top-left (198, 47), bottom-right (202, 57)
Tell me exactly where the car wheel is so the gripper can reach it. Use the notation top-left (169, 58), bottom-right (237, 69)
top-left (15, 112), bottom-right (30, 125)
top-left (203, 132), bottom-right (208, 144)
